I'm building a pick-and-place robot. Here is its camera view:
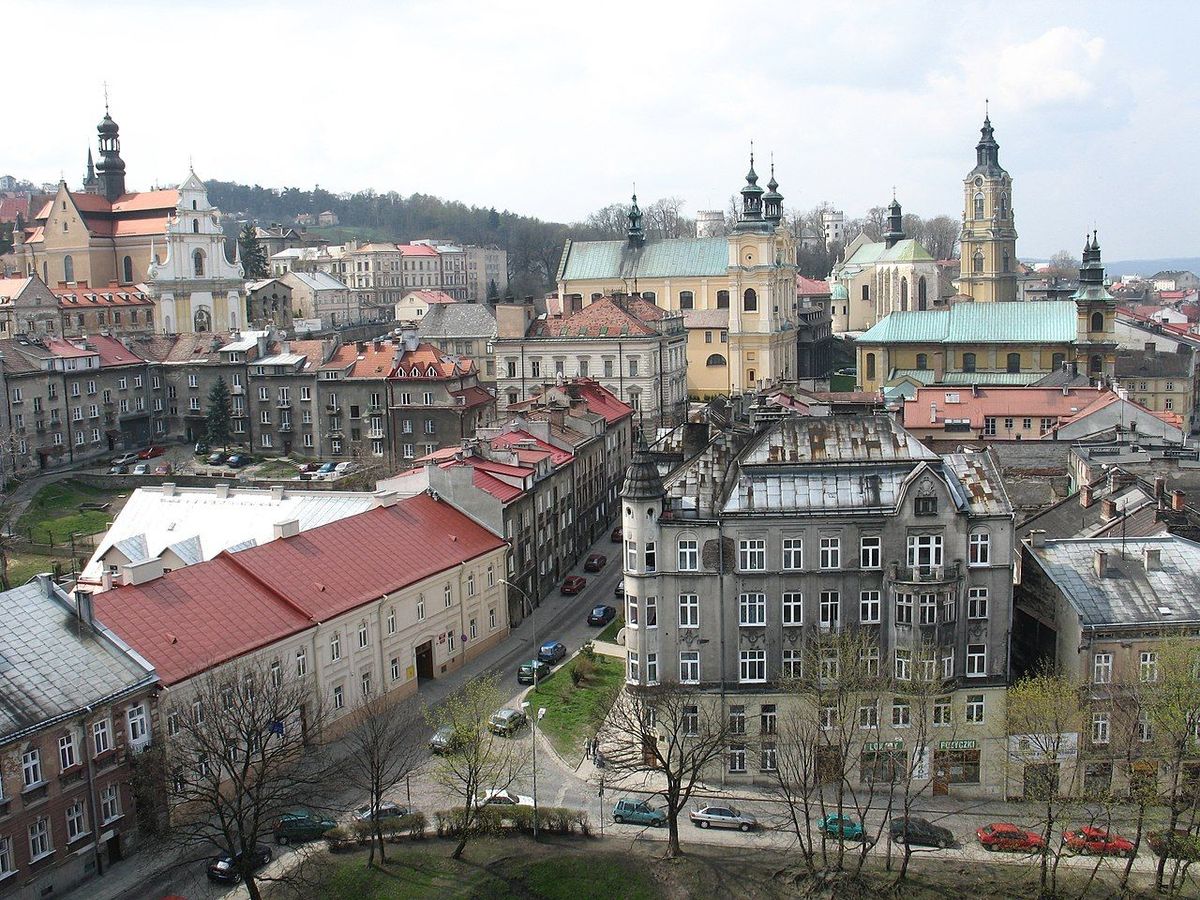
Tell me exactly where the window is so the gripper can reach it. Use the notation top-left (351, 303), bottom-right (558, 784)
top-left (860, 590), bottom-right (880, 623)
top-left (93, 719), bottom-right (111, 756)
top-left (972, 249), bottom-right (984, 273)
top-left (896, 592), bottom-right (913, 625)
top-left (859, 701), bottom-right (879, 729)
top-left (127, 703), bottom-right (149, 746)
top-left (333, 685), bottom-right (344, 710)
top-left (914, 493), bottom-right (938, 515)
top-left (783, 649), bottom-right (802, 679)
top-left (646, 652), bottom-right (658, 684)
top-left (739, 539), bottom-right (766, 571)
top-left (330, 631), bottom-right (341, 661)
top-left (820, 648), bottom-right (839, 682)
top-left (968, 530), bottom-right (990, 566)
top-left (63, 254), bottom-right (75, 282)
top-left (860, 536), bottom-right (881, 568)
top-left (739, 650), bottom-right (766, 683)
top-left (967, 587), bottom-right (988, 620)
top-left (66, 799), bottom-right (87, 840)
top-left (760, 703), bottom-right (777, 735)
top-left (983, 416), bottom-right (996, 436)
top-left (1140, 651), bottom-right (1159, 682)
top-left (966, 644), bottom-right (986, 676)
top-left (892, 698), bottom-right (911, 728)
top-left (895, 649), bottom-right (911, 680)
top-left (1092, 712), bottom-right (1110, 745)
top-left (743, 288), bottom-right (758, 311)
top-left (627, 650), bottom-right (639, 683)
top-left (782, 592), bottom-right (803, 626)
top-left (680, 651), bottom-right (700, 684)
top-left (22, 748), bottom-right (42, 787)
top-left (861, 646), bottom-right (880, 676)
top-left (739, 593), bottom-right (766, 626)
top-left (865, 352), bottom-right (876, 380)
top-left (645, 595), bottom-right (657, 628)
top-left (1138, 711), bottom-right (1154, 743)
top-left (28, 817), bottom-right (50, 860)
top-left (1006, 352), bottom-right (1021, 374)
top-left (919, 593), bottom-right (937, 625)
top-left (728, 744), bottom-right (746, 773)
top-left (761, 742), bottom-right (777, 772)
top-left (973, 192), bottom-right (985, 219)
top-left (0, 836), bottom-right (11, 876)
top-left (943, 650), bottom-right (955, 679)
top-left (296, 648), bottom-right (308, 677)
top-left (729, 705), bottom-right (746, 735)
top-left (417, 595), bottom-right (425, 620)
top-left (965, 693), bottom-right (985, 724)
top-left (644, 541), bottom-right (656, 572)
top-left (682, 705), bottom-right (699, 736)
top-left (716, 289), bottom-right (730, 308)
top-left (358, 622), bottom-right (369, 648)
top-left (820, 706), bottom-right (838, 730)
top-left (819, 591), bottom-right (840, 630)
top-left (361, 671), bottom-right (373, 697)
top-left (59, 732), bottom-right (77, 770)
top-left (929, 696), bottom-right (952, 728)
top-left (100, 783), bottom-right (120, 822)
top-left (625, 540), bottom-right (638, 571)
top-left (915, 353), bottom-right (928, 371)
top-left (677, 538), bottom-right (698, 570)
top-left (782, 537), bottom-right (803, 570)
top-left (906, 534), bottom-right (943, 568)
top-left (679, 593), bottom-right (698, 628)
top-left (962, 351), bottom-right (976, 373)
top-left (819, 536), bottom-right (840, 569)
top-left (444, 584), bottom-right (453, 607)
top-left (192, 249), bottom-right (206, 277)
top-left (1093, 652), bottom-right (1113, 684)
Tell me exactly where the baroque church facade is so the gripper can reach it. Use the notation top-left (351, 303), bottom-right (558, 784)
top-left (957, 113), bottom-right (1018, 302)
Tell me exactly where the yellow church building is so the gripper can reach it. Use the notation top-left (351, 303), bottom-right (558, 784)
top-left (556, 159), bottom-right (801, 398)
top-left (958, 112), bottom-right (1018, 302)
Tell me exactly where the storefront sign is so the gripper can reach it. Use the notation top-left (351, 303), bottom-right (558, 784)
top-left (913, 746), bottom-right (931, 781)
top-left (1007, 733), bottom-right (1078, 760)
top-left (864, 740), bottom-right (903, 752)
top-left (937, 739), bottom-right (978, 751)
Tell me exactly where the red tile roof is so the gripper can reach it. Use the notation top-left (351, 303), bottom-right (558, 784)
top-left (489, 429), bottom-right (574, 466)
top-left (796, 275), bottom-right (831, 296)
top-left (94, 495), bottom-right (505, 685)
top-left (404, 290), bottom-right (458, 304)
top-left (54, 284), bottom-right (154, 308)
top-left (398, 244), bottom-right (440, 257)
top-left (451, 385), bottom-right (494, 408)
top-left (904, 385), bottom-right (1121, 431)
top-left (321, 340), bottom-right (476, 379)
top-left (0, 195), bottom-right (30, 224)
top-left (570, 378), bottom-right (634, 424)
top-left (532, 296), bottom-right (657, 338)
top-left (468, 466), bottom-right (525, 502)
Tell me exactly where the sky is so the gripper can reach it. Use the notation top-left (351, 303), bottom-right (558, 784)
top-left (9, 0), bottom-right (1200, 260)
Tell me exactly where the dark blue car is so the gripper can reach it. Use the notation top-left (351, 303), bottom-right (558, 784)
top-left (537, 640), bottom-right (567, 664)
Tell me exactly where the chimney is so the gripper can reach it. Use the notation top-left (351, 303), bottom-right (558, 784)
top-left (1093, 548), bottom-right (1108, 579)
top-left (270, 485), bottom-right (285, 502)
top-left (356, 341), bottom-right (367, 352)
top-left (1062, 384), bottom-right (1070, 396)
top-left (273, 519), bottom-right (301, 539)
top-left (256, 334), bottom-right (268, 357)
top-left (162, 482), bottom-right (176, 497)
top-left (1100, 498), bottom-right (1118, 522)
top-left (101, 570), bottom-right (113, 593)
top-left (1171, 489), bottom-right (1186, 511)
top-left (1080, 484), bottom-right (1094, 508)
top-left (373, 339), bottom-right (383, 352)
top-left (929, 402), bottom-right (937, 424)
top-left (1154, 476), bottom-right (1166, 501)
top-left (1028, 529), bottom-right (1047, 549)
top-left (215, 482), bottom-right (231, 499)
top-left (72, 589), bottom-right (95, 628)
top-left (122, 557), bottom-right (165, 586)
top-left (1143, 547), bottom-right (1162, 571)
top-left (372, 490), bottom-right (400, 508)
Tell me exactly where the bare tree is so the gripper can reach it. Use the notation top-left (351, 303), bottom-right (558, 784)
top-left (597, 680), bottom-right (730, 858)
top-left (923, 215), bottom-right (961, 260)
top-left (1045, 250), bottom-right (1078, 280)
top-left (580, 203), bottom-right (629, 239)
top-left (164, 660), bottom-right (328, 900)
top-left (425, 676), bottom-right (525, 859)
top-left (343, 694), bottom-right (423, 865)
top-left (644, 196), bottom-right (693, 240)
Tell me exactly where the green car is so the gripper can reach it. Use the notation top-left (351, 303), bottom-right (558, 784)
top-left (517, 659), bottom-right (551, 684)
top-left (816, 813), bottom-right (865, 840)
top-left (272, 808), bottom-right (336, 844)
top-left (613, 798), bottom-right (667, 827)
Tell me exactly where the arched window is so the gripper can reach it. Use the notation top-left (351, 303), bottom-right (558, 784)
top-left (164, 315), bottom-right (172, 333)
top-left (861, 284), bottom-right (870, 302)
top-left (1052, 352), bottom-right (1066, 369)
top-left (865, 352), bottom-right (876, 380)
top-left (193, 306), bottom-right (212, 333)
top-left (1006, 353), bottom-right (1021, 374)
top-left (62, 255), bottom-right (74, 283)
top-left (900, 277), bottom-right (908, 311)
top-left (1002, 250), bottom-right (1010, 273)
top-left (679, 290), bottom-right (694, 310)
top-left (742, 288), bottom-right (757, 312)
top-left (968, 529), bottom-right (991, 566)
top-left (192, 218), bottom-right (200, 234)
top-left (230, 311), bottom-right (238, 329)
top-left (917, 276), bottom-right (928, 310)
top-left (1090, 311), bottom-right (1104, 333)
top-left (974, 192), bottom-right (985, 219)
top-left (122, 255), bottom-right (133, 284)
top-left (192, 250), bottom-right (205, 277)
top-left (999, 193), bottom-right (1009, 218)
top-left (962, 352), bottom-right (976, 373)
top-left (915, 353), bottom-right (928, 370)
top-left (192, 200), bottom-right (198, 210)
top-left (1090, 354), bottom-right (1103, 374)
top-left (972, 250), bottom-right (984, 274)
top-left (747, 369), bottom-right (756, 383)
top-left (42, 261), bottom-right (48, 283)
top-left (641, 291), bottom-right (657, 304)
top-left (705, 353), bottom-right (727, 367)
top-left (716, 290), bottom-right (729, 309)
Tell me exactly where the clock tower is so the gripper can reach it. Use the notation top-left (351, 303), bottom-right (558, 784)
top-left (958, 112), bottom-right (1018, 302)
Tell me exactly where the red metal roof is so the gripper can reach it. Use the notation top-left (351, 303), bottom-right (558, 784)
top-left (398, 244), bottom-right (440, 257)
top-left (796, 275), bottom-right (832, 296)
top-left (54, 284), bottom-right (153, 308)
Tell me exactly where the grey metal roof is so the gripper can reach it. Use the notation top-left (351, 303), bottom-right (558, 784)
top-left (167, 535), bottom-right (204, 566)
top-left (724, 466), bottom-right (910, 513)
top-left (418, 303), bottom-right (498, 339)
top-left (112, 533), bottom-right (149, 563)
top-left (1030, 537), bottom-right (1200, 626)
top-left (942, 450), bottom-right (1013, 517)
top-left (0, 580), bottom-right (155, 740)
top-left (738, 416), bottom-right (939, 466)
top-left (288, 271), bottom-right (348, 292)
top-left (558, 237), bottom-right (729, 282)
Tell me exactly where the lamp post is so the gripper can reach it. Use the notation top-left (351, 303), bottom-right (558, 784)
top-left (521, 700), bottom-right (546, 839)
top-left (500, 578), bottom-right (538, 664)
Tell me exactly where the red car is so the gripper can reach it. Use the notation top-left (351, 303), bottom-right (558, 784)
top-left (584, 553), bottom-right (607, 572)
top-left (138, 445), bottom-right (166, 459)
top-left (610, 526), bottom-right (622, 543)
top-left (977, 822), bottom-right (1045, 852)
top-left (1063, 826), bottom-right (1135, 857)
top-left (561, 575), bottom-right (587, 594)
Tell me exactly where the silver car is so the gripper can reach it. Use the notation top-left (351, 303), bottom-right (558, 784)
top-left (488, 707), bottom-right (527, 736)
top-left (689, 803), bottom-right (757, 832)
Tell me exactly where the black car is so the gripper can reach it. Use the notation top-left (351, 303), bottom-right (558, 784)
top-left (588, 604), bottom-right (617, 625)
top-left (889, 816), bottom-right (954, 849)
top-left (207, 843), bottom-right (272, 882)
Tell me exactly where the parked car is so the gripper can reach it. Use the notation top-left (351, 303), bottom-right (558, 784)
top-left (108, 464), bottom-right (128, 475)
top-left (138, 445), bottom-right (166, 459)
top-left (517, 659), bottom-right (551, 684)
top-left (816, 813), bottom-right (865, 841)
top-left (614, 584), bottom-right (625, 599)
top-left (1063, 826), bottom-right (1135, 857)
top-left (613, 798), bottom-right (666, 827)
top-left (272, 809), bottom-right (336, 844)
top-left (194, 441), bottom-right (209, 454)
top-left (207, 844), bottom-right (272, 882)
top-left (226, 453), bottom-right (251, 468)
top-left (977, 822), bottom-right (1045, 852)
top-left (561, 575), bottom-right (587, 594)
top-left (207, 452), bottom-right (226, 466)
top-left (890, 817), bottom-right (954, 848)
top-left (132, 462), bottom-right (150, 475)
top-left (488, 707), bottom-right (527, 736)
top-left (588, 604), bottom-right (616, 625)
top-left (610, 525), bottom-right (622, 542)
top-left (690, 804), bottom-right (757, 832)
top-left (153, 462), bottom-right (173, 476)
top-left (479, 788), bottom-right (534, 807)
top-left (584, 553), bottom-right (607, 572)
top-left (430, 724), bottom-right (467, 754)
top-left (334, 461), bottom-right (358, 474)
top-left (317, 462), bottom-right (336, 475)
top-left (354, 801), bottom-right (409, 822)
top-left (537, 640), bottom-right (567, 664)
top-left (111, 452), bottom-right (139, 466)
top-left (1148, 828), bottom-right (1200, 861)
top-left (298, 462), bottom-right (321, 473)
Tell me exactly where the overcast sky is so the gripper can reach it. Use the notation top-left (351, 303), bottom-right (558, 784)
top-left (10, 0), bottom-right (1198, 260)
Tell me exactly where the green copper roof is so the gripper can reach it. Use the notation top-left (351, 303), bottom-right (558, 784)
top-left (880, 239), bottom-right (934, 262)
top-left (890, 368), bottom-right (1044, 386)
top-left (557, 236), bottom-right (728, 282)
top-left (858, 301), bottom-right (1078, 345)
top-left (844, 240), bottom-right (886, 267)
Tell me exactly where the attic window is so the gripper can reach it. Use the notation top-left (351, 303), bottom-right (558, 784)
top-left (411, 367), bottom-right (419, 377)
top-left (1158, 606), bottom-right (1173, 616)
top-left (598, 326), bottom-right (609, 336)
top-left (427, 366), bottom-right (437, 376)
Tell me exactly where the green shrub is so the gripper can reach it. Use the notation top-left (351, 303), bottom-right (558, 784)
top-left (396, 811), bottom-right (427, 840)
top-left (324, 825), bottom-right (358, 851)
top-left (582, 641), bottom-right (596, 661)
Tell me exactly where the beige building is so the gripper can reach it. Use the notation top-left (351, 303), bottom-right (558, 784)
top-left (958, 114), bottom-right (1018, 302)
top-left (1114, 344), bottom-right (1193, 427)
top-left (557, 165), bottom-right (801, 398)
top-left (395, 289), bottom-right (458, 321)
top-left (464, 245), bottom-right (508, 302)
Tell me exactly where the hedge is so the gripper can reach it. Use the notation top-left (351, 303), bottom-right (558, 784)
top-left (433, 806), bottom-right (590, 837)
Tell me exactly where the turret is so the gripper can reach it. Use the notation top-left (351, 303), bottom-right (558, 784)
top-left (626, 192), bottom-right (645, 248)
top-left (762, 160), bottom-right (783, 226)
top-left (620, 442), bottom-right (665, 687)
top-left (884, 196), bottom-right (905, 249)
top-left (95, 109), bottom-right (127, 201)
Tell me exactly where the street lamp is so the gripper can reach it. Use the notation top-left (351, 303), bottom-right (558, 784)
top-left (500, 578), bottom-right (539, 664)
top-left (521, 700), bottom-right (546, 839)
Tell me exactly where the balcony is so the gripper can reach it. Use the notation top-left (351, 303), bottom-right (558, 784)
top-left (231, 384), bottom-right (244, 395)
top-left (888, 561), bottom-right (962, 586)
top-left (368, 429), bottom-right (385, 439)
top-left (277, 400), bottom-right (292, 409)
top-left (326, 404), bottom-right (342, 414)
top-left (280, 422), bottom-right (293, 432)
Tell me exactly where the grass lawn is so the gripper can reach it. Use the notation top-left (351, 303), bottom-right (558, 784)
top-left (253, 458), bottom-right (300, 479)
top-left (528, 653), bottom-right (624, 758)
top-left (5, 550), bottom-right (66, 586)
top-left (14, 479), bottom-right (119, 544)
top-left (597, 614), bottom-right (624, 643)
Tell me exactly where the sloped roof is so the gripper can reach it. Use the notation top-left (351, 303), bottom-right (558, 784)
top-left (558, 236), bottom-right (728, 281)
top-left (286, 271), bottom-right (348, 292)
top-left (401, 290), bottom-right (457, 305)
top-left (739, 415), bottom-right (938, 466)
top-left (796, 275), bottom-right (832, 296)
top-left (531, 296), bottom-right (658, 338)
top-left (859, 302), bottom-right (1078, 345)
top-left (418, 303), bottom-right (497, 339)
top-left (489, 429), bottom-right (574, 466)
top-left (570, 378), bottom-right (634, 424)
top-left (879, 239), bottom-right (934, 262)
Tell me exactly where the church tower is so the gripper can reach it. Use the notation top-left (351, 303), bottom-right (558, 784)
top-left (958, 111), bottom-right (1017, 302)
top-left (1072, 231), bottom-right (1116, 378)
top-left (94, 109), bottom-right (127, 202)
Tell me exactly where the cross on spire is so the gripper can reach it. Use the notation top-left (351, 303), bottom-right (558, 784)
top-left (103, 81), bottom-right (109, 114)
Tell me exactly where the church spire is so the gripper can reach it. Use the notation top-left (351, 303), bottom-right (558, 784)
top-left (973, 105), bottom-right (1001, 175)
top-left (762, 155), bottom-right (783, 226)
top-left (626, 190), bottom-right (645, 248)
top-left (884, 194), bottom-right (905, 249)
top-left (95, 105), bottom-right (127, 202)
top-left (83, 147), bottom-right (96, 193)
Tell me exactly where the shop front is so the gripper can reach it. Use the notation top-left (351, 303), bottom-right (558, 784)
top-left (860, 740), bottom-right (906, 784)
top-left (932, 739), bottom-right (981, 788)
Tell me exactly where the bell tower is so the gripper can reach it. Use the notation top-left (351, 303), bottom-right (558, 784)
top-left (958, 109), bottom-right (1018, 302)
top-left (94, 107), bottom-right (127, 202)
top-left (1072, 232), bottom-right (1116, 379)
